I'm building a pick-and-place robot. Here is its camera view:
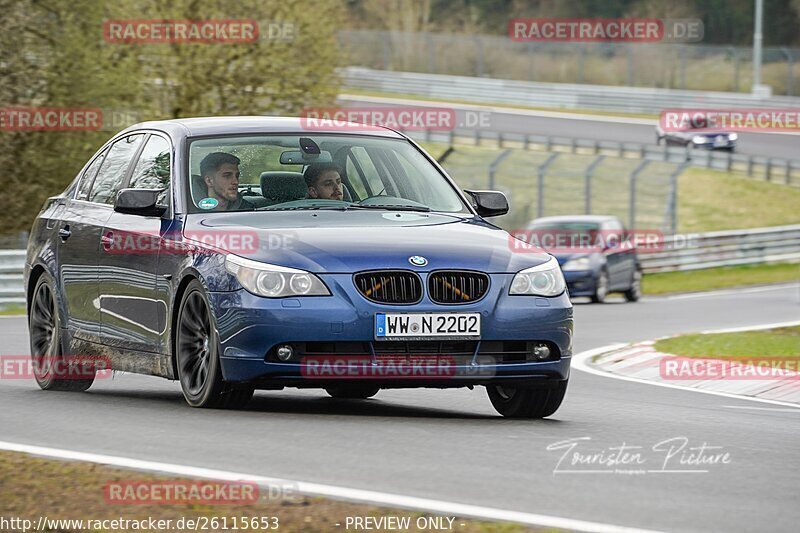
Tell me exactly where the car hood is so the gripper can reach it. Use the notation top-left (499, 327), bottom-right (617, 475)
top-left (182, 211), bottom-right (551, 273)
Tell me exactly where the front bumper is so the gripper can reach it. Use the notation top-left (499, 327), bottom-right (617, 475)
top-left (563, 270), bottom-right (597, 297)
top-left (211, 273), bottom-right (573, 388)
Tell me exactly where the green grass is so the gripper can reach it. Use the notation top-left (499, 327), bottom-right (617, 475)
top-left (654, 326), bottom-right (800, 359)
top-left (678, 168), bottom-right (800, 232)
top-left (643, 262), bottom-right (800, 295)
top-left (0, 304), bottom-right (25, 316)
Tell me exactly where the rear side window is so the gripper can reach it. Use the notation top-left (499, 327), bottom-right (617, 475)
top-left (129, 135), bottom-right (171, 204)
top-left (76, 151), bottom-right (107, 201)
top-left (89, 134), bottom-right (144, 204)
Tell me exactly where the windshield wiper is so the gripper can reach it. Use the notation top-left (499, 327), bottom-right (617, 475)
top-left (350, 204), bottom-right (431, 212)
top-left (260, 205), bottom-right (351, 211)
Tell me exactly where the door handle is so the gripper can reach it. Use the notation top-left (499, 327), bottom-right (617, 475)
top-left (58, 226), bottom-right (71, 241)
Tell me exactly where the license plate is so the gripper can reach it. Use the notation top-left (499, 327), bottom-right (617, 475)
top-left (714, 136), bottom-right (727, 146)
top-left (375, 313), bottom-right (481, 340)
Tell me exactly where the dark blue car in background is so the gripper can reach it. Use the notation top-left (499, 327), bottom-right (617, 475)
top-left (526, 215), bottom-right (642, 304)
top-left (25, 117), bottom-right (573, 418)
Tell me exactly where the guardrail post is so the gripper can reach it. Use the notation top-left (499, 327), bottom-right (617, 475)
top-left (382, 37), bottom-right (391, 70)
top-left (679, 46), bottom-right (687, 89)
top-left (584, 155), bottom-right (605, 214)
top-left (747, 155), bottom-right (754, 176)
top-left (726, 151), bottom-right (733, 171)
top-left (593, 140), bottom-right (599, 155)
top-left (781, 48), bottom-right (793, 96)
top-left (427, 33), bottom-right (436, 73)
top-left (571, 137), bottom-right (577, 154)
top-left (666, 162), bottom-right (689, 234)
top-left (626, 45), bottom-right (634, 86)
top-left (498, 133), bottom-right (504, 148)
top-left (537, 153), bottom-right (560, 218)
top-left (629, 160), bottom-right (650, 229)
top-left (527, 42), bottom-right (535, 81)
top-left (785, 162), bottom-right (791, 184)
top-left (488, 149), bottom-right (513, 189)
top-left (475, 36), bottom-right (485, 77)
top-left (544, 136), bottom-right (552, 152)
top-left (577, 46), bottom-right (585, 83)
top-left (766, 159), bottom-right (772, 181)
top-left (523, 134), bottom-right (530, 150)
top-left (474, 129), bottom-right (480, 146)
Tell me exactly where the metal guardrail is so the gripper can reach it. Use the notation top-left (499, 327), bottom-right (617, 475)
top-left (340, 31), bottom-right (800, 96)
top-left (2, 226), bottom-right (798, 304)
top-left (0, 250), bottom-right (26, 305)
top-left (403, 129), bottom-right (800, 187)
top-left (341, 67), bottom-right (800, 114)
top-left (638, 225), bottom-right (800, 273)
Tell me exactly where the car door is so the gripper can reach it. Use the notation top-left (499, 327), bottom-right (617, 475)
top-left (604, 219), bottom-right (636, 290)
top-left (57, 149), bottom-right (112, 343)
top-left (98, 133), bottom-right (172, 354)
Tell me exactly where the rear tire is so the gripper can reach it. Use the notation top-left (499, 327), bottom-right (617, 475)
top-left (29, 274), bottom-right (94, 392)
top-left (487, 381), bottom-right (568, 418)
top-left (624, 269), bottom-right (642, 302)
top-left (175, 279), bottom-right (254, 409)
top-left (325, 385), bottom-right (380, 399)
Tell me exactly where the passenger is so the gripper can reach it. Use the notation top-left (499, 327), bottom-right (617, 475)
top-left (199, 152), bottom-right (254, 211)
top-left (304, 163), bottom-right (344, 201)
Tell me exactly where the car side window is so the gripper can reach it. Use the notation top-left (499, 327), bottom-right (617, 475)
top-left (129, 135), bottom-right (171, 204)
top-left (350, 146), bottom-right (383, 196)
top-left (76, 150), bottom-right (107, 201)
top-left (89, 134), bottom-right (145, 205)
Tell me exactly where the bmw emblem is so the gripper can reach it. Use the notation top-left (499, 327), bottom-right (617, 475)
top-left (409, 255), bottom-right (428, 267)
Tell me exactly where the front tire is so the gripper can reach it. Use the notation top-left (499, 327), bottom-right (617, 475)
top-left (624, 269), bottom-right (642, 302)
top-left (175, 280), bottom-right (254, 409)
top-left (29, 274), bottom-right (94, 392)
top-left (487, 381), bottom-right (568, 418)
top-left (325, 385), bottom-right (380, 399)
top-left (591, 270), bottom-right (609, 303)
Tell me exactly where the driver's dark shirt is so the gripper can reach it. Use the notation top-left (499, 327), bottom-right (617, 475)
top-left (225, 193), bottom-right (255, 211)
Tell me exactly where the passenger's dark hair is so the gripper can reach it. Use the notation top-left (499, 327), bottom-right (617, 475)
top-left (199, 152), bottom-right (240, 178)
top-left (304, 163), bottom-right (342, 188)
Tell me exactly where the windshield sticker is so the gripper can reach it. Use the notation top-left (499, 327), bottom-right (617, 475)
top-left (198, 197), bottom-right (219, 210)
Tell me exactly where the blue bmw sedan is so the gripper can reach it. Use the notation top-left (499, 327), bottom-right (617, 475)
top-left (25, 117), bottom-right (573, 418)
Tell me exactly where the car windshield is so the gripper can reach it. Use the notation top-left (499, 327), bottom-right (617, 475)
top-left (187, 134), bottom-right (469, 214)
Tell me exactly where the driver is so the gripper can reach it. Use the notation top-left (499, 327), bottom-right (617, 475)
top-left (199, 152), bottom-right (254, 211)
top-left (304, 163), bottom-right (344, 201)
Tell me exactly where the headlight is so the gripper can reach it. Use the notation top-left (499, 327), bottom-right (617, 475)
top-left (224, 254), bottom-right (330, 297)
top-left (692, 135), bottom-right (708, 144)
top-left (561, 256), bottom-right (591, 271)
top-left (509, 257), bottom-right (566, 297)
top-left (728, 133), bottom-right (738, 141)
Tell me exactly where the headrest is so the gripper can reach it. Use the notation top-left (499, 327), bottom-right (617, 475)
top-left (260, 172), bottom-right (308, 203)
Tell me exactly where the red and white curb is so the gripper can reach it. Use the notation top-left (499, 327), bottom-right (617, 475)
top-left (575, 321), bottom-right (800, 406)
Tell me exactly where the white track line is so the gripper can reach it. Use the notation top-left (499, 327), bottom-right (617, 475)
top-left (573, 321), bottom-right (800, 408)
top-left (660, 283), bottom-right (798, 301)
top-left (0, 441), bottom-right (661, 533)
top-left (722, 405), bottom-right (800, 412)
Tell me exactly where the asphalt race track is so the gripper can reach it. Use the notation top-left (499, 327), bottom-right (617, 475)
top-left (2, 284), bottom-right (799, 532)
top-left (339, 96), bottom-right (800, 160)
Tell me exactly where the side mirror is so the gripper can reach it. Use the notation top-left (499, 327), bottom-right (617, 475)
top-left (464, 189), bottom-right (509, 217)
top-left (114, 188), bottom-right (167, 217)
